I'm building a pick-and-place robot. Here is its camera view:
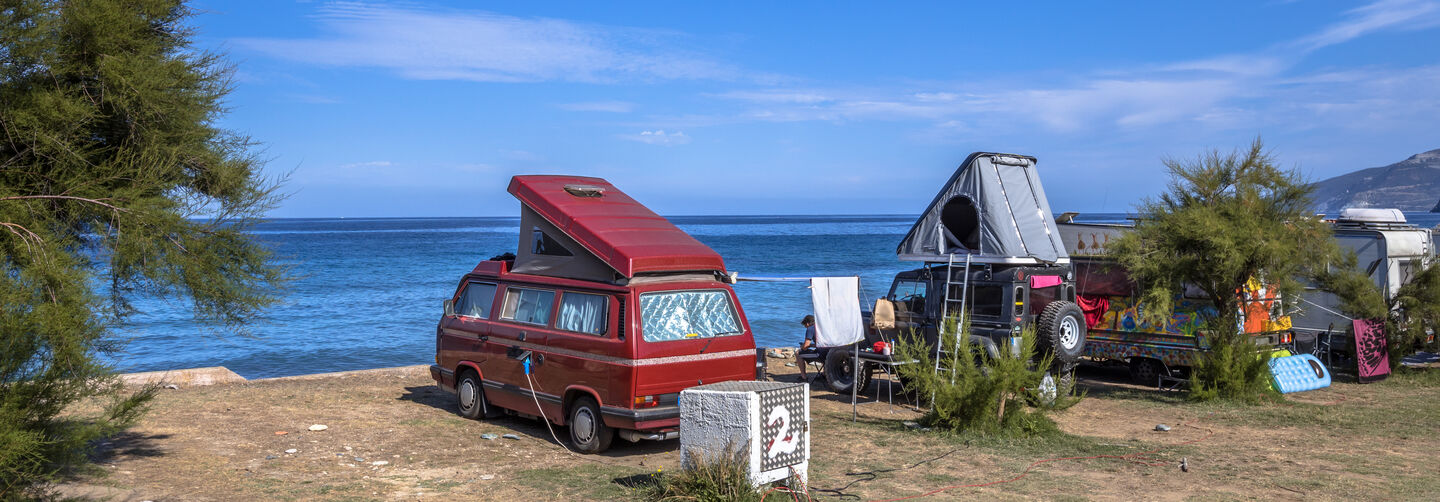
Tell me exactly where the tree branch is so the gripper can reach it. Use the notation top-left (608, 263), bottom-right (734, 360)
top-left (0, 195), bottom-right (130, 213)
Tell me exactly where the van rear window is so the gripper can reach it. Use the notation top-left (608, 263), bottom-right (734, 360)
top-left (639, 290), bottom-right (742, 342)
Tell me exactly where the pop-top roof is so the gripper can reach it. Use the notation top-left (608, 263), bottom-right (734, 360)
top-left (507, 175), bottom-right (725, 278)
top-left (896, 152), bottom-right (1069, 265)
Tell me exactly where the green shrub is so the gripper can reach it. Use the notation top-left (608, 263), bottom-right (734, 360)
top-left (892, 316), bottom-right (1075, 437)
top-left (1316, 257), bottom-right (1440, 369)
top-left (645, 443), bottom-right (761, 502)
top-left (1188, 316), bottom-right (1278, 403)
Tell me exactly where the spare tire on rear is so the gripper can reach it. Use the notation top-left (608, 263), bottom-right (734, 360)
top-left (1037, 301), bottom-right (1086, 365)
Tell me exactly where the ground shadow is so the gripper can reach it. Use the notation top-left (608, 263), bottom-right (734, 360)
top-left (60, 431), bottom-right (173, 481)
top-left (1070, 363), bottom-right (1190, 404)
top-left (613, 472), bottom-right (662, 490)
top-left (397, 385), bottom-right (453, 412)
top-left (89, 431), bottom-right (170, 462)
top-left (396, 384), bottom-right (678, 458)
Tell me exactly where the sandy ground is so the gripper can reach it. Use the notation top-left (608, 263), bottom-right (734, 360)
top-left (54, 358), bottom-right (1440, 501)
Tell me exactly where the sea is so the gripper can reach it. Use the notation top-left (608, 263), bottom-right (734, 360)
top-left (107, 212), bottom-right (1440, 379)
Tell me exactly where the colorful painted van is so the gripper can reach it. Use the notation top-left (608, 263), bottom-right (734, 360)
top-left (430, 176), bottom-right (757, 453)
top-left (1057, 220), bottom-right (1293, 385)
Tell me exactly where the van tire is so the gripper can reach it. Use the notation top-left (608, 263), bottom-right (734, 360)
top-left (567, 396), bottom-right (613, 454)
top-left (456, 370), bottom-right (495, 420)
top-left (1129, 358), bottom-right (1166, 388)
top-left (1038, 301), bottom-right (1086, 364)
top-left (824, 346), bottom-right (872, 394)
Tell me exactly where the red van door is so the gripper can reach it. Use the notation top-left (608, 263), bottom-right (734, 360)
top-left (438, 281), bottom-right (499, 388)
top-left (482, 284), bottom-right (557, 414)
top-left (535, 291), bottom-right (631, 417)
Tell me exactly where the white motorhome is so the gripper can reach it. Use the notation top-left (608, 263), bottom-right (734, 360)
top-left (1290, 208), bottom-right (1434, 363)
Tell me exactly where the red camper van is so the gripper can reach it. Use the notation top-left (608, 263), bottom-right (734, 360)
top-left (430, 176), bottom-right (758, 453)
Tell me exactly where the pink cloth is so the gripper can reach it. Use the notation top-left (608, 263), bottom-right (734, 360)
top-left (1029, 275), bottom-right (1063, 289)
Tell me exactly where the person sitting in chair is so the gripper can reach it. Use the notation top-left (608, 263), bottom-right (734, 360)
top-left (797, 315), bottom-right (818, 381)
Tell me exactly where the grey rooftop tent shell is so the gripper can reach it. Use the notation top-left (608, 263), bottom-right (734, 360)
top-left (897, 152), bottom-right (1069, 265)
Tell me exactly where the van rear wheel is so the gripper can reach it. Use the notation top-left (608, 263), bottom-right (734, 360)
top-left (1129, 358), bottom-right (1166, 388)
top-left (568, 396), bottom-right (613, 454)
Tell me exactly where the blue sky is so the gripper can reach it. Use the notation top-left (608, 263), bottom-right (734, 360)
top-left (193, 1), bottom-right (1440, 217)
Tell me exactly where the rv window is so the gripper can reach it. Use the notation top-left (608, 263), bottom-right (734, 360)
top-left (532, 229), bottom-right (573, 257)
top-left (1398, 259), bottom-right (1418, 285)
top-left (639, 290), bottom-right (743, 342)
top-left (970, 285), bottom-right (1003, 318)
top-left (500, 287), bottom-right (556, 326)
top-left (455, 282), bottom-right (498, 319)
top-left (557, 292), bottom-right (609, 336)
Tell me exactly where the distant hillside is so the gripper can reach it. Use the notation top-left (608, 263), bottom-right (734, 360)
top-left (1310, 149), bottom-right (1440, 214)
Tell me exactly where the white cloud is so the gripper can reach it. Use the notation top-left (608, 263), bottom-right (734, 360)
top-left (1290, 0), bottom-right (1440, 51)
top-left (706, 1), bottom-right (1440, 135)
top-left (713, 90), bottom-right (832, 104)
top-left (235, 3), bottom-right (747, 83)
top-left (339, 160), bottom-right (393, 169)
top-left (557, 101), bottom-right (636, 113)
top-left (621, 130), bottom-right (691, 146)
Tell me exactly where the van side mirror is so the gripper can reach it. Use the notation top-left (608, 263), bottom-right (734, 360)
top-left (443, 299), bottom-right (455, 317)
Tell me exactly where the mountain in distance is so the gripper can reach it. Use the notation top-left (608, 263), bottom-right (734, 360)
top-left (1310, 149), bottom-right (1440, 214)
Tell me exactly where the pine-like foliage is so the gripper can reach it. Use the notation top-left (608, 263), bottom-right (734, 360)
top-left (1, 1), bottom-right (283, 497)
top-left (1319, 259), bottom-right (1440, 369)
top-left (1110, 139), bottom-right (1333, 403)
top-left (892, 317), bottom-right (1073, 437)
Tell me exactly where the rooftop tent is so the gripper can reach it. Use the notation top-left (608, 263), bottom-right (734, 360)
top-left (507, 175), bottom-right (727, 281)
top-left (896, 152), bottom-right (1069, 264)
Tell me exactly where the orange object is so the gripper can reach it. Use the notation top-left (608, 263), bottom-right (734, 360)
top-left (274, 431), bottom-right (288, 435)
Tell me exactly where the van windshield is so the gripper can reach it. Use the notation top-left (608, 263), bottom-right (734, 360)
top-left (639, 290), bottom-right (743, 342)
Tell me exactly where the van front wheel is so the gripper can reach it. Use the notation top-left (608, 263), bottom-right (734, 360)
top-left (456, 371), bottom-right (500, 419)
top-left (568, 396), bottom-right (613, 454)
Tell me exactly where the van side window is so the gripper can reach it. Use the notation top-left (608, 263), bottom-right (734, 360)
top-left (455, 282), bottom-right (498, 319)
top-left (888, 279), bottom-right (927, 313)
top-left (500, 287), bottom-right (556, 326)
top-left (557, 292), bottom-right (609, 335)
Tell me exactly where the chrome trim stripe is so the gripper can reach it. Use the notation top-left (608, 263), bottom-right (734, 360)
top-left (442, 328), bottom-right (752, 367)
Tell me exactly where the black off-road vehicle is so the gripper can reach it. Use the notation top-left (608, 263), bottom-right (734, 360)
top-left (808, 153), bottom-right (1087, 394)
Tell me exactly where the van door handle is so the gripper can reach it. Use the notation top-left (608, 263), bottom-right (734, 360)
top-left (517, 331), bottom-right (527, 341)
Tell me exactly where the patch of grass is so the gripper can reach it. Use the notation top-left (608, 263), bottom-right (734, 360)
top-left (395, 417), bottom-right (470, 428)
top-left (643, 444), bottom-right (762, 502)
top-left (414, 479), bottom-right (462, 492)
top-left (1386, 366), bottom-right (1440, 387)
top-left (1183, 384), bottom-right (1440, 440)
top-left (514, 462), bottom-right (643, 500)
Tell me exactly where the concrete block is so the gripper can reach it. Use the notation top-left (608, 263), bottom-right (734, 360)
top-left (680, 381), bottom-right (809, 487)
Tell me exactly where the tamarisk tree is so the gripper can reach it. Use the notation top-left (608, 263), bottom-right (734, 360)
top-left (1111, 139), bottom-right (1334, 402)
top-left (1, 0), bottom-right (283, 496)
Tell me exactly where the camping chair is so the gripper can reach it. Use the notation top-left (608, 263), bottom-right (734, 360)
top-left (798, 350), bottom-right (824, 377)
